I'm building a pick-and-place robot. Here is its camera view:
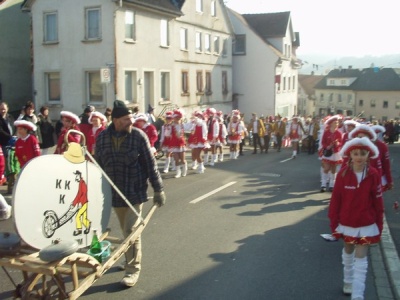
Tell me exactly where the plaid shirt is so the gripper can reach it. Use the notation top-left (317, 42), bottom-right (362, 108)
top-left (95, 124), bottom-right (163, 207)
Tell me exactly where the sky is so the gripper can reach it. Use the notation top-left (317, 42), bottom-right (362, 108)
top-left (224, 0), bottom-right (399, 58)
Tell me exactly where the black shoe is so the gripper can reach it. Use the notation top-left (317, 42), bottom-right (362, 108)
top-left (277, 149), bottom-right (281, 152)
top-left (84, 222), bottom-right (92, 234)
top-left (320, 186), bottom-right (326, 193)
top-left (73, 229), bottom-right (82, 236)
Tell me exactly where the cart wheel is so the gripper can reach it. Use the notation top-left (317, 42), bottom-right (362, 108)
top-left (20, 273), bottom-right (67, 300)
top-left (42, 211), bottom-right (58, 238)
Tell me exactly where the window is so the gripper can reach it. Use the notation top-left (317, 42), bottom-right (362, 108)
top-left (222, 71), bottom-right (228, 94)
top-left (233, 34), bottom-right (246, 55)
top-left (396, 101), bottom-right (400, 109)
top-left (288, 77), bottom-right (291, 90)
top-left (181, 71), bottom-right (189, 94)
top-left (180, 28), bottom-right (188, 50)
top-left (86, 71), bottom-right (103, 102)
top-left (213, 36), bottom-right (220, 54)
top-left (359, 99), bottom-right (363, 106)
top-left (328, 79), bottom-right (335, 85)
top-left (196, 71), bottom-right (203, 93)
top-left (370, 99), bottom-right (376, 108)
top-left (329, 93), bottom-right (333, 102)
top-left (44, 12), bottom-right (58, 43)
top-left (196, 0), bottom-right (203, 12)
top-left (160, 19), bottom-right (169, 47)
top-left (222, 38), bottom-right (228, 56)
top-left (160, 72), bottom-right (170, 101)
top-left (320, 93), bottom-right (324, 102)
top-left (292, 75), bottom-right (296, 90)
top-left (341, 79), bottom-right (347, 85)
top-left (211, 1), bottom-right (216, 16)
top-left (338, 94), bottom-right (342, 102)
top-left (383, 100), bottom-right (388, 108)
top-left (204, 34), bottom-right (211, 53)
top-left (205, 72), bottom-right (212, 95)
top-left (125, 71), bottom-right (137, 102)
top-left (85, 7), bottom-right (101, 40)
top-left (125, 11), bottom-right (135, 40)
top-left (282, 77), bottom-right (286, 91)
top-left (347, 94), bottom-right (352, 104)
top-left (45, 72), bottom-right (60, 102)
top-left (195, 32), bottom-right (202, 52)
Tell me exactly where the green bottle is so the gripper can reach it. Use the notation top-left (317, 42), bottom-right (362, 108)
top-left (90, 229), bottom-right (102, 262)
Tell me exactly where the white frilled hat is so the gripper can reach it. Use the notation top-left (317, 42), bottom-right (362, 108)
top-left (14, 120), bottom-right (37, 132)
top-left (60, 111), bottom-right (80, 124)
top-left (348, 124), bottom-right (377, 141)
top-left (89, 111), bottom-right (107, 123)
top-left (343, 120), bottom-right (358, 127)
top-left (133, 113), bottom-right (148, 123)
top-left (340, 137), bottom-right (379, 159)
top-left (371, 124), bottom-right (386, 134)
top-left (324, 115), bottom-right (341, 126)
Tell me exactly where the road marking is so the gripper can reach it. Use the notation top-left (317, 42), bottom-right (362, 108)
top-left (280, 157), bottom-right (293, 163)
top-left (190, 181), bottom-right (237, 204)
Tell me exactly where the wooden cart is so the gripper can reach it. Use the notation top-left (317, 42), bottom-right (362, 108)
top-left (0, 205), bottom-right (157, 300)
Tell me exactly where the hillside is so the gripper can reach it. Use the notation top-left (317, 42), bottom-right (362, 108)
top-left (298, 54), bottom-right (400, 75)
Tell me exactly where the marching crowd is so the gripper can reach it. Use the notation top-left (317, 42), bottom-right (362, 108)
top-left (0, 99), bottom-right (397, 298)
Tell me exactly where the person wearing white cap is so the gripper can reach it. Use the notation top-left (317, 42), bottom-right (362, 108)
top-left (227, 110), bottom-right (244, 159)
top-left (14, 120), bottom-right (41, 168)
top-left (87, 111), bottom-right (107, 155)
top-left (170, 109), bottom-right (187, 178)
top-left (55, 111), bottom-right (81, 154)
top-left (329, 137), bottom-right (383, 300)
top-left (204, 107), bottom-right (220, 166)
top-left (187, 111), bottom-right (209, 173)
top-left (319, 115), bottom-right (343, 192)
top-left (133, 113), bottom-right (158, 155)
top-left (287, 116), bottom-right (303, 158)
top-left (159, 111), bottom-right (174, 173)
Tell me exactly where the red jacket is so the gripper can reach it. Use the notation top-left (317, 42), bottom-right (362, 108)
top-left (15, 134), bottom-right (41, 168)
top-left (321, 129), bottom-right (342, 153)
top-left (328, 165), bottom-right (384, 234)
top-left (375, 139), bottom-right (393, 189)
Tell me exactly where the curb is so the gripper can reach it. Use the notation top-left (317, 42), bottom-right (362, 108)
top-left (380, 216), bottom-right (400, 299)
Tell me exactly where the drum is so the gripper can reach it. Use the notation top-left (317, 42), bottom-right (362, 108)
top-left (13, 154), bottom-right (112, 250)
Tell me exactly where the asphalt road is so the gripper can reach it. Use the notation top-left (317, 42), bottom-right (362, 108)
top-left (0, 144), bottom-right (393, 299)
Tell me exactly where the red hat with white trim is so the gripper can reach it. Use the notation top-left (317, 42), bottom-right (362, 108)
top-left (340, 137), bottom-right (379, 159)
top-left (194, 111), bottom-right (205, 119)
top-left (206, 107), bottom-right (216, 115)
top-left (344, 120), bottom-right (358, 127)
top-left (348, 124), bottom-right (377, 141)
top-left (60, 111), bottom-right (80, 124)
top-left (165, 111), bottom-right (173, 119)
top-left (324, 115), bottom-right (341, 126)
top-left (133, 113), bottom-right (148, 123)
top-left (371, 124), bottom-right (386, 134)
top-left (89, 111), bottom-right (107, 123)
top-left (172, 109), bottom-right (183, 119)
top-left (231, 109), bottom-right (241, 117)
top-left (14, 120), bottom-right (37, 132)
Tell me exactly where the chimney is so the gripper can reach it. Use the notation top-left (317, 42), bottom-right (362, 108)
top-left (348, 65), bottom-right (352, 69)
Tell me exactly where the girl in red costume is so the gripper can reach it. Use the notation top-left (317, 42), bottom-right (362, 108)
top-left (204, 108), bottom-right (220, 166)
top-left (188, 111), bottom-right (209, 174)
top-left (371, 125), bottom-right (393, 191)
top-left (55, 111), bottom-right (81, 154)
top-left (329, 137), bottom-right (383, 300)
top-left (170, 109), bottom-right (187, 178)
top-left (160, 111), bottom-right (174, 173)
top-left (319, 115), bottom-right (343, 192)
top-left (287, 116), bottom-right (303, 159)
top-left (215, 111), bottom-right (227, 162)
top-left (133, 113), bottom-right (158, 154)
top-left (227, 110), bottom-right (244, 159)
top-left (14, 120), bottom-right (41, 168)
top-left (87, 111), bottom-right (107, 155)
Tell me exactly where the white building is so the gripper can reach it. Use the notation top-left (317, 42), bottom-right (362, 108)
top-left (22, 0), bottom-right (233, 120)
top-left (227, 9), bottom-right (301, 121)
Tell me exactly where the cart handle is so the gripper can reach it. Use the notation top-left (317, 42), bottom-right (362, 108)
top-left (64, 129), bottom-right (86, 147)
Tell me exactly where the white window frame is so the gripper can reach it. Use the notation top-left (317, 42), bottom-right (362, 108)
top-left (160, 19), bottom-right (169, 47)
top-left (204, 34), bottom-right (211, 53)
top-left (125, 70), bottom-right (138, 103)
top-left (222, 38), bottom-right (228, 56)
top-left (45, 72), bottom-right (61, 102)
top-left (180, 28), bottom-right (188, 50)
top-left (211, 0), bottom-right (216, 16)
top-left (196, 0), bottom-right (203, 13)
top-left (43, 11), bottom-right (58, 43)
top-left (125, 10), bottom-right (135, 41)
top-left (85, 7), bottom-right (101, 40)
top-left (195, 32), bottom-right (202, 52)
top-left (233, 34), bottom-right (246, 55)
top-left (213, 36), bottom-right (220, 54)
top-left (86, 70), bottom-right (104, 103)
top-left (160, 71), bottom-right (170, 101)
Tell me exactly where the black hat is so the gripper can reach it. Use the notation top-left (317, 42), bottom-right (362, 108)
top-left (112, 100), bottom-right (131, 119)
top-left (84, 105), bottom-right (95, 113)
top-left (147, 104), bottom-right (154, 113)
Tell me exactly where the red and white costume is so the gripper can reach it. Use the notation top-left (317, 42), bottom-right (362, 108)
top-left (133, 113), bottom-right (158, 154)
top-left (188, 118), bottom-right (209, 149)
top-left (227, 121), bottom-right (243, 144)
top-left (55, 111), bottom-right (81, 154)
top-left (14, 120), bottom-right (41, 168)
top-left (329, 137), bottom-right (384, 245)
top-left (288, 121), bottom-right (302, 142)
top-left (87, 112), bottom-right (107, 154)
top-left (206, 113), bottom-right (220, 145)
